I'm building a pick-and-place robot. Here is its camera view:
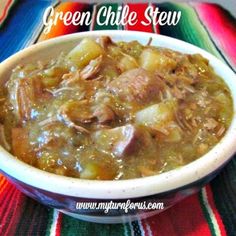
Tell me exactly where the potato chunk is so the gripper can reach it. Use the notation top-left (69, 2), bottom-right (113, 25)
top-left (67, 38), bottom-right (104, 68)
top-left (139, 48), bottom-right (177, 72)
top-left (118, 54), bottom-right (138, 72)
top-left (135, 100), bottom-right (177, 130)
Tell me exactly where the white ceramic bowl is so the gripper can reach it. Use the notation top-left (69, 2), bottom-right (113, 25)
top-left (0, 31), bottom-right (236, 224)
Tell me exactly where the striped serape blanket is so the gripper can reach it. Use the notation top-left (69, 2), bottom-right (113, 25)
top-left (0, 1), bottom-right (235, 235)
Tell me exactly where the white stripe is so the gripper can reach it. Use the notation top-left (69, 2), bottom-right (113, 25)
top-left (144, 219), bottom-right (153, 236)
top-left (123, 3), bottom-right (128, 31)
top-left (123, 223), bottom-right (129, 236)
top-left (138, 219), bottom-right (146, 236)
top-left (149, 3), bottom-right (157, 34)
top-left (90, 4), bottom-right (97, 31)
top-left (202, 187), bottom-right (221, 236)
top-left (49, 209), bottom-right (60, 236)
top-left (118, 3), bottom-right (123, 30)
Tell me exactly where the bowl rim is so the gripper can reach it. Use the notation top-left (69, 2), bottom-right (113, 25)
top-left (0, 30), bottom-right (236, 199)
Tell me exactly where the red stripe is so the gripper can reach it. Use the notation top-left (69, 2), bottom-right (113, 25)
top-left (3, 189), bottom-right (25, 236)
top-left (145, 194), bottom-right (212, 236)
top-left (55, 212), bottom-right (63, 236)
top-left (0, 180), bottom-right (14, 202)
top-left (140, 219), bottom-right (149, 236)
top-left (0, 0), bottom-right (14, 24)
top-left (0, 186), bottom-right (17, 235)
top-left (124, 3), bottom-right (154, 32)
top-left (0, 179), bottom-right (9, 194)
top-left (0, 175), bottom-right (9, 194)
top-left (205, 185), bottom-right (227, 236)
top-left (194, 3), bottom-right (236, 68)
top-left (39, 3), bottom-right (89, 41)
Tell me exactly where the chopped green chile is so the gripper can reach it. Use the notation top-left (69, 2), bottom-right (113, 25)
top-left (0, 36), bottom-right (233, 180)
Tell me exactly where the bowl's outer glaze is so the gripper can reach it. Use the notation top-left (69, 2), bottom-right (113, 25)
top-left (1, 166), bottom-right (220, 224)
top-left (0, 31), bottom-right (236, 223)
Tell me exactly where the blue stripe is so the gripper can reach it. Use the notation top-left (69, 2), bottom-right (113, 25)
top-left (0, 0), bottom-right (54, 62)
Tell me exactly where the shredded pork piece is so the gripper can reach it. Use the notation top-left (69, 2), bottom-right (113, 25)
top-left (146, 37), bottom-right (153, 46)
top-left (191, 117), bottom-right (198, 127)
top-left (182, 84), bottom-right (195, 93)
top-left (172, 86), bottom-right (185, 99)
top-left (80, 55), bottom-right (103, 80)
top-left (216, 125), bottom-right (225, 137)
top-left (58, 112), bottom-right (90, 134)
top-left (46, 87), bottom-right (77, 96)
top-left (93, 124), bottom-right (154, 157)
top-left (7, 77), bottom-right (43, 122)
top-left (108, 68), bottom-right (165, 103)
top-left (92, 124), bottom-right (111, 130)
top-left (61, 71), bottom-right (80, 86)
top-left (204, 118), bottom-right (218, 130)
top-left (98, 36), bottom-right (114, 49)
top-left (58, 100), bottom-right (93, 134)
top-left (93, 104), bottom-right (115, 124)
top-left (174, 111), bottom-right (192, 131)
top-left (38, 116), bottom-right (58, 127)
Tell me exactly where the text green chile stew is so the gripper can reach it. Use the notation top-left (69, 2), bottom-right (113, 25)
top-left (0, 37), bottom-right (233, 180)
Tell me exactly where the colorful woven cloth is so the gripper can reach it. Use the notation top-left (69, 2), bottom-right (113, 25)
top-left (0, 1), bottom-right (236, 235)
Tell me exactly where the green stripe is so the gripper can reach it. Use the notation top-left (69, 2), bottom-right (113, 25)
top-left (93, 3), bottom-right (121, 30)
top-left (158, 3), bottom-right (223, 58)
top-left (124, 222), bottom-right (132, 236)
top-left (31, 203), bottom-right (52, 234)
top-left (198, 189), bottom-right (217, 236)
top-left (211, 158), bottom-right (236, 236)
top-left (14, 197), bottom-right (37, 234)
top-left (61, 215), bottom-right (128, 236)
top-left (45, 208), bottom-right (55, 236)
top-left (14, 197), bottom-right (51, 235)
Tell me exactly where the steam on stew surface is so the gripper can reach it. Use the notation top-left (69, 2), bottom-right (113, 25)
top-left (0, 37), bottom-right (233, 180)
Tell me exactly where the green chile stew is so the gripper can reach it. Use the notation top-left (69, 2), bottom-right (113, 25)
top-left (0, 37), bottom-right (233, 180)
